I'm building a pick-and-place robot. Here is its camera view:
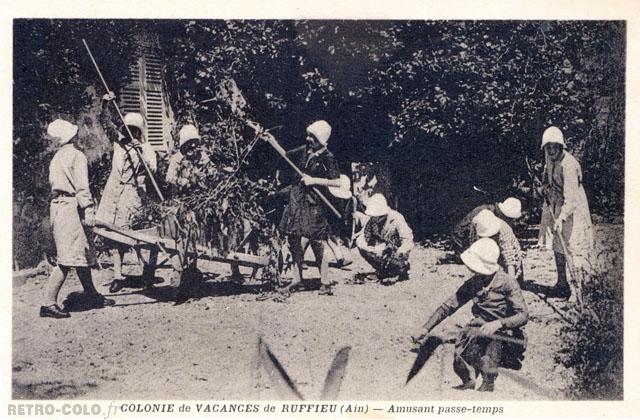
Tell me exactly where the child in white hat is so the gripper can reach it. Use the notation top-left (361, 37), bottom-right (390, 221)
top-left (411, 238), bottom-right (529, 392)
top-left (40, 118), bottom-right (115, 318)
top-left (166, 124), bottom-right (202, 188)
top-left (450, 197), bottom-right (522, 259)
top-left (280, 120), bottom-right (342, 295)
top-left (472, 209), bottom-right (524, 284)
top-left (96, 93), bottom-right (158, 292)
top-left (354, 194), bottom-right (414, 284)
top-left (538, 126), bottom-right (594, 299)
top-left (130, 124), bottom-right (204, 294)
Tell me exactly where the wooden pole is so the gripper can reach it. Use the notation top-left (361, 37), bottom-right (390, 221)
top-left (82, 39), bottom-right (165, 202)
top-left (465, 328), bottom-right (527, 346)
top-left (247, 121), bottom-right (342, 219)
top-left (543, 196), bottom-right (583, 309)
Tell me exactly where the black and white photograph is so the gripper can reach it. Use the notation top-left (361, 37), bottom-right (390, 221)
top-left (8, 6), bottom-right (631, 415)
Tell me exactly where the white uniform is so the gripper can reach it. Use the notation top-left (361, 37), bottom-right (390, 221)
top-left (48, 144), bottom-right (96, 267)
top-left (96, 141), bottom-right (156, 227)
top-left (538, 151), bottom-right (594, 270)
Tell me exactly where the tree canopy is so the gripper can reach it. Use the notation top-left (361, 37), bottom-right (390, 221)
top-left (14, 19), bottom-right (624, 239)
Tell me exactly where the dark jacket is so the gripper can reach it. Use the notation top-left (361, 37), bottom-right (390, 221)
top-left (279, 146), bottom-right (340, 239)
top-left (452, 203), bottom-right (497, 251)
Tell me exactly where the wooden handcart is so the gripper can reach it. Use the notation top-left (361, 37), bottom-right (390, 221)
top-left (93, 220), bottom-right (270, 289)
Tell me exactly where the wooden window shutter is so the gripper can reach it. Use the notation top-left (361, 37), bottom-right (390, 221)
top-left (119, 33), bottom-right (174, 152)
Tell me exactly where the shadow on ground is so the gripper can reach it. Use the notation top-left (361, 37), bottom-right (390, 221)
top-left (13, 380), bottom-right (97, 399)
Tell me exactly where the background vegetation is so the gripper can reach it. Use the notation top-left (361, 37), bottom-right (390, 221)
top-left (13, 18), bottom-right (625, 400)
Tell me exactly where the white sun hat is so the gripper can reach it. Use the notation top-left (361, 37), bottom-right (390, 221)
top-left (365, 193), bottom-right (390, 217)
top-left (306, 120), bottom-right (332, 146)
top-left (47, 119), bottom-right (78, 145)
top-left (497, 197), bottom-right (522, 219)
top-left (179, 124), bottom-right (201, 148)
top-left (123, 112), bottom-right (145, 130)
top-left (541, 126), bottom-right (565, 149)
top-left (473, 209), bottom-right (502, 238)
top-left (461, 238), bottom-right (500, 275)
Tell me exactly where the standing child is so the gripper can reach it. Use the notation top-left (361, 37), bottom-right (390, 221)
top-left (538, 126), bottom-right (594, 299)
top-left (279, 120), bottom-right (342, 295)
top-left (40, 119), bottom-right (115, 318)
top-left (96, 97), bottom-right (157, 293)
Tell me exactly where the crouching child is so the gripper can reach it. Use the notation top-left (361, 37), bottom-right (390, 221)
top-left (411, 238), bottom-right (528, 392)
top-left (355, 194), bottom-right (413, 285)
top-left (473, 209), bottom-right (525, 285)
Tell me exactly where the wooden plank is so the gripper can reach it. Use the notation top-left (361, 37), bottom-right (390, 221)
top-left (94, 223), bottom-right (268, 269)
top-left (200, 254), bottom-right (267, 268)
top-left (13, 266), bottom-right (47, 279)
top-left (228, 251), bottom-right (269, 267)
top-left (94, 222), bottom-right (176, 250)
top-left (93, 227), bottom-right (144, 247)
top-left (193, 245), bottom-right (268, 268)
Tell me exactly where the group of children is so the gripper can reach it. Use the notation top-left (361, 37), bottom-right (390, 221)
top-left (409, 125), bottom-right (594, 392)
top-left (39, 92), bottom-right (202, 317)
top-left (286, 123), bottom-right (594, 393)
top-left (274, 119), bottom-right (415, 295)
top-left (39, 103), bottom-right (593, 392)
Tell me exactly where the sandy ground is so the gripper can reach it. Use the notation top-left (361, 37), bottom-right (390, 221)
top-left (12, 224), bottom-right (622, 401)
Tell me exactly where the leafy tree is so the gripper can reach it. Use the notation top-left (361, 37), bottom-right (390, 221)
top-left (355, 21), bottom-right (624, 227)
top-left (13, 19), bottom-right (139, 266)
top-left (13, 19), bottom-right (625, 263)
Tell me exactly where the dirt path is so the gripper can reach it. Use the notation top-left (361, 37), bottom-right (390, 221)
top-left (12, 224), bottom-right (621, 401)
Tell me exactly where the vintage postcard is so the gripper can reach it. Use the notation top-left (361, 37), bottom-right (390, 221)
top-left (2, 0), bottom-right (638, 419)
